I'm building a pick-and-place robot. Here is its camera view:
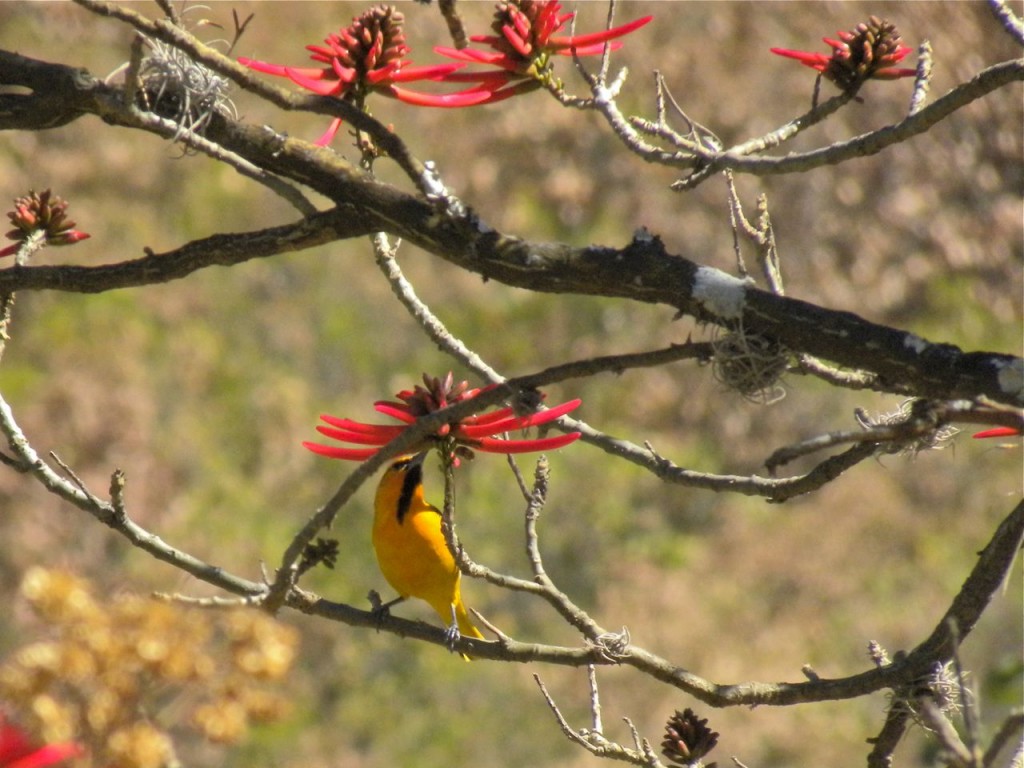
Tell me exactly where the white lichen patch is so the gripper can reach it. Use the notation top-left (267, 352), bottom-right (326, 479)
top-left (692, 266), bottom-right (749, 320)
top-left (420, 160), bottom-right (467, 218)
top-left (632, 226), bottom-right (654, 244)
top-left (420, 160), bottom-right (445, 197)
top-left (903, 333), bottom-right (929, 354)
top-left (994, 357), bottom-right (1024, 399)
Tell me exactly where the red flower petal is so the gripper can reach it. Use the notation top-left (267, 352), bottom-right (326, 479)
top-left (302, 441), bottom-right (379, 461)
top-left (387, 63), bottom-right (464, 83)
top-left (972, 427), bottom-right (1022, 439)
top-left (238, 56), bottom-right (291, 77)
top-left (330, 58), bottom-right (359, 83)
top-left (473, 80), bottom-right (543, 103)
top-left (769, 47), bottom-right (831, 68)
top-left (0, 720), bottom-right (82, 768)
top-left (388, 85), bottom-right (494, 108)
top-left (285, 67), bottom-right (346, 96)
top-left (313, 118), bottom-right (345, 147)
top-left (314, 425), bottom-right (395, 446)
top-left (522, 398), bottom-right (582, 424)
top-left (501, 23), bottom-right (534, 58)
top-left (434, 46), bottom-right (515, 67)
top-left (474, 432), bottom-right (581, 454)
top-left (457, 398), bottom-right (581, 438)
top-left (872, 68), bottom-right (918, 80)
top-left (319, 415), bottom-right (403, 435)
top-left (467, 35), bottom-right (507, 47)
top-left (547, 14), bottom-right (653, 50)
top-left (51, 230), bottom-right (89, 246)
top-left (9, 743), bottom-right (83, 768)
top-left (364, 62), bottom-right (403, 86)
top-left (459, 407), bottom-right (516, 427)
top-left (438, 70), bottom-right (518, 86)
top-left (552, 41), bottom-right (624, 58)
top-left (373, 401), bottom-right (418, 423)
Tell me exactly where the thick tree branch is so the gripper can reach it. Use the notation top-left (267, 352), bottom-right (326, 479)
top-left (0, 47), bottom-right (1019, 407)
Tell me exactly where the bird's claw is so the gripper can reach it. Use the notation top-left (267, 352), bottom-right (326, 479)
top-left (369, 591), bottom-right (404, 631)
top-left (444, 623), bottom-right (462, 654)
top-left (371, 604), bottom-right (391, 630)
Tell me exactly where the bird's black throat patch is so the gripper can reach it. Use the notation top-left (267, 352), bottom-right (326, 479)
top-left (395, 461), bottom-right (422, 525)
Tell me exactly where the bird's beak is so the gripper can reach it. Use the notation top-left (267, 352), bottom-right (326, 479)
top-left (409, 450), bottom-right (429, 468)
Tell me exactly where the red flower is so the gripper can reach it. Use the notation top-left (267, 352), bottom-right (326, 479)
top-left (973, 426), bottom-right (1022, 439)
top-left (435, 0), bottom-right (652, 103)
top-left (0, 714), bottom-right (81, 768)
top-left (304, 372), bottom-right (581, 462)
top-left (239, 5), bottom-right (490, 146)
top-left (771, 16), bottom-right (915, 90)
top-left (0, 190), bottom-right (90, 259)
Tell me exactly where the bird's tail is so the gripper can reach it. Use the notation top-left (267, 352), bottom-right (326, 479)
top-left (455, 602), bottom-right (485, 641)
top-left (453, 601), bottom-right (484, 661)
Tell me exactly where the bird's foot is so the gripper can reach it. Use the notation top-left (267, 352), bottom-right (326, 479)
top-left (369, 591), bottom-right (404, 630)
top-left (443, 623), bottom-right (462, 654)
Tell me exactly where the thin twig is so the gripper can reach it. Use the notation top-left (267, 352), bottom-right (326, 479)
top-left (154, 592), bottom-right (262, 608)
top-left (460, 455), bottom-right (607, 641)
top-left (588, 665), bottom-right (604, 734)
top-left (437, 0), bottom-right (468, 49)
top-left (791, 355), bottom-right (882, 391)
top-left (988, 0), bottom-right (1024, 45)
top-left (867, 703), bottom-right (911, 768)
top-left (127, 104), bottom-right (317, 216)
top-left (908, 40), bottom-right (934, 116)
top-left (0, 390), bottom-right (263, 598)
top-left (914, 695), bottom-right (974, 767)
top-left (766, 400), bottom-right (1022, 472)
top-left (946, 618), bottom-right (983, 765)
top-left (372, 233), bottom-right (502, 383)
top-left (983, 710), bottom-right (1024, 767)
top-left (505, 453), bottom-right (532, 502)
top-left (73, 0), bottom-right (441, 200)
top-left (49, 451), bottom-right (99, 501)
top-left (532, 674), bottom-right (660, 766)
top-left (524, 456), bottom-right (550, 581)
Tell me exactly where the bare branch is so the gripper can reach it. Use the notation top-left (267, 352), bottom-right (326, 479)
top-left (983, 710), bottom-right (1024, 767)
top-left (908, 41), bottom-right (935, 115)
top-left (373, 234), bottom-right (502, 383)
top-left (988, 0), bottom-right (1024, 45)
top-left (906, 499), bottom-right (1024, 668)
top-left (867, 705), bottom-right (911, 768)
top-left (915, 695), bottom-right (975, 768)
top-left (709, 59), bottom-right (1024, 178)
top-left (437, 0), bottom-right (468, 49)
top-left (533, 674), bottom-right (662, 766)
top-left (762, 398), bottom-right (1019, 472)
top-left (0, 391), bottom-right (263, 598)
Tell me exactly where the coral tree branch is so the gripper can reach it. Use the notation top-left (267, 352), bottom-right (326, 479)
top-left (0, 37), bottom-right (1019, 406)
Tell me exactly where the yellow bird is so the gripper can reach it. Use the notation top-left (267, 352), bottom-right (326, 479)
top-left (373, 451), bottom-right (484, 659)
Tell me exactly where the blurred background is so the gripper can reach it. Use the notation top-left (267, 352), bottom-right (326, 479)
top-left (0, 2), bottom-right (1020, 766)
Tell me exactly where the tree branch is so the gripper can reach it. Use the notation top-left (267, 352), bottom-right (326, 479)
top-left (0, 46), bottom-right (1019, 407)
